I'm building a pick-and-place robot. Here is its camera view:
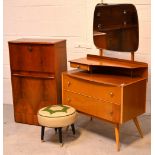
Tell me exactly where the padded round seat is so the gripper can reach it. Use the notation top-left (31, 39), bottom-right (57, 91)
top-left (37, 104), bottom-right (77, 144)
top-left (38, 104), bottom-right (77, 127)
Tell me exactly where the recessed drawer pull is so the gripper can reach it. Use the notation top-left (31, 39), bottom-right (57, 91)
top-left (12, 73), bottom-right (55, 79)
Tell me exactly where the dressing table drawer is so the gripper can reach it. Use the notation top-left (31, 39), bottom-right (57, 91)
top-left (70, 62), bottom-right (90, 71)
top-left (63, 90), bottom-right (120, 123)
top-left (63, 74), bottom-right (121, 104)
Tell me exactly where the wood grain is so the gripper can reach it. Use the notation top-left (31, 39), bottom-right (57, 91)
top-left (9, 39), bottom-right (67, 125)
top-left (121, 79), bottom-right (147, 123)
top-left (115, 123), bottom-right (120, 151)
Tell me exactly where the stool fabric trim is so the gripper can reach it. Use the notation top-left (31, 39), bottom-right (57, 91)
top-left (38, 111), bottom-right (76, 118)
top-left (38, 105), bottom-right (75, 118)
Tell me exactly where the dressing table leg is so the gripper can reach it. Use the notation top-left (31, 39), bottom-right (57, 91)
top-left (115, 123), bottom-right (120, 151)
top-left (90, 116), bottom-right (93, 121)
top-left (133, 117), bottom-right (143, 138)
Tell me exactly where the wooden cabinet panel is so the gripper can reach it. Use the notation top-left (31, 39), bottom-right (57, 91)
top-left (122, 79), bottom-right (147, 123)
top-left (12, 75), bottom-right (57, 113)
top-left (9, 44), bottom-right (55, 73)
top-left (63, 74), bottom-right (121, 104)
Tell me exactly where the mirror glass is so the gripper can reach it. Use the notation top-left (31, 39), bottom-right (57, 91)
top-left (93, 4), bottom-right (139, 52)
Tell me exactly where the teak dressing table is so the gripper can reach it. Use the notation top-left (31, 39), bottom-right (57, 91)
top-left (62, 4), bottom-right (148, 151)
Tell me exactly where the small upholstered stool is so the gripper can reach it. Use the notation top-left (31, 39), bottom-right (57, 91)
top-left (37, 104), bottom-right (77, 145)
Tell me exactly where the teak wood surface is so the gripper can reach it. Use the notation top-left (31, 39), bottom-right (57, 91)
top-left (62, 54), bottom-right (148, 151)
top-left (62, 70), bottom-right (147, 124)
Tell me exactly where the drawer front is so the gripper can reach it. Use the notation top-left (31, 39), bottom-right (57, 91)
top-left (11, 75), bottom-right (57, 115)
top-left (63, 74), bottom-right (121, 104)
top-left (63, 90), bottom-right (120, 122)
top-left (70, 62), bottom-right (90, 71)
top-left (9, 44), bottom-right (55, 72)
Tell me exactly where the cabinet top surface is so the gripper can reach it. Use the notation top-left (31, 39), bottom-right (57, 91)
top-left (70, 54), bottom-right (148, 69)
top-left (64, 70), bottom-right (146, 86)
top-left (8, 38), bottom-right (66, 44)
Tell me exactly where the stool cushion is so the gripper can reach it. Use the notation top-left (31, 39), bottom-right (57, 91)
top-left (37, 105), bottom-right (77, 127)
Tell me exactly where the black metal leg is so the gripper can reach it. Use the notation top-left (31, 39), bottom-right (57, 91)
top-left (58, 127), bottom-right (62, 143)
top-left (55, 128), bottom-right (57, 133)
top-left (41, 126), bottom-right (45, 141)
top-left (71, 124), bottom-right (75, 135)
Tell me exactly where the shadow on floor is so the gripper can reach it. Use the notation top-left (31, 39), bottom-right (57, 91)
top-left (76, 113), bottom-right (151, 145)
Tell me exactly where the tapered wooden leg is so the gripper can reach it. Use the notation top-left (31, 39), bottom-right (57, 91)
top-left (58, 127), bottom-right (62, 144)
top-left (115, 124), bottom-right (120, 151)
top-left (66, 126), bottom-right (69, 132)
top-left (41, 126), bottom-right (45, 142)
top-left (133, 117), bottom-right (143, 138)
top-left (71, 124), bottom-right (75, 135)
top-left (90, 116), bottom-right (93, 121)
top-left (55, 128), bottom-right (57, 133)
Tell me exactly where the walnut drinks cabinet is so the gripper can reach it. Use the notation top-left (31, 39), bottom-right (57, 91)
top-left (8, 39), bottom-right (67, 125)
top-left (62, 3), bottom-right (148, 151)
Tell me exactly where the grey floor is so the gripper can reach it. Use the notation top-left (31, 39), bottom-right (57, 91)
top-left (4, 104), bottom-right (151, 155)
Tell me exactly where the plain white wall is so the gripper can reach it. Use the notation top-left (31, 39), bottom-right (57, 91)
top-left (3, 0), bottom-right (151, 113)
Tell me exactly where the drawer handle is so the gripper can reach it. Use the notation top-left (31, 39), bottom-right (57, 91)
top-left (77, 65), bottom-right (80, 68)
top-left (67, 98), bottom-right (71, 103)
top-left (67, 81), bottom-right (71, 87)
top-left (123, 10), bottom-right (127, 14)
top-left (109, 92), bottom-right (114, 97)
top-left (28, 46), bottom-right (32, 52)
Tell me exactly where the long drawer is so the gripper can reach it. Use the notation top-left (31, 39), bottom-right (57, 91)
top-left (9, 43), bottom-right (55, 73)
top-left (63, 74), bottom-right (121, 105)
top-left (63, 90), bottom-right (120, 123)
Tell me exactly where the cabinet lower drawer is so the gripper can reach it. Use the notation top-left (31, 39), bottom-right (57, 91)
top-left (63, 90), bottom-right (120, 123)
top-left (11, 75), bottom-right (57, 115)
top-left (9, 44), bottom-right (55, 72)
top-left (63, 74), bottom-right (121, 104)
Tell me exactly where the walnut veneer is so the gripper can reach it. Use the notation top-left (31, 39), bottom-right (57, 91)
top-left (9, 38), bottom-right (67, 125)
